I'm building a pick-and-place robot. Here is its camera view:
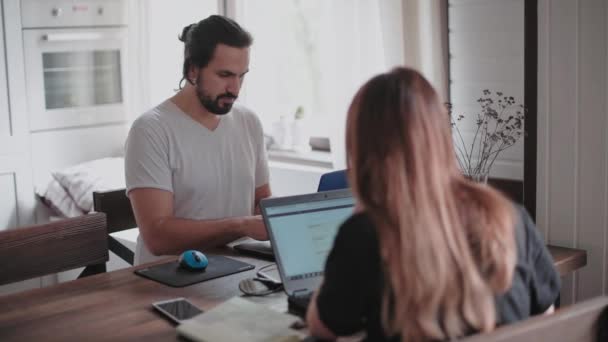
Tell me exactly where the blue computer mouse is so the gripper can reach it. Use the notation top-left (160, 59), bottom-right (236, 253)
top-left (178, 250), bottom-right (208, 271)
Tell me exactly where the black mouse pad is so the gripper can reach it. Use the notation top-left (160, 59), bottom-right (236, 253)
top-left (134, 254), bottom-right (254, 287)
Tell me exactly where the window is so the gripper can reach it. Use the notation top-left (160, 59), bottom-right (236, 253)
top-left (234, 0), bottom-right (404, 157)
top-left (236, 1), bottom-right (327, 138)
top-left (137, 1), bottom-right (404, 168)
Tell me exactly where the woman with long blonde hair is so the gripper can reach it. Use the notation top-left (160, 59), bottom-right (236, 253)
top-left (306, 67), bottom-right (560, 341)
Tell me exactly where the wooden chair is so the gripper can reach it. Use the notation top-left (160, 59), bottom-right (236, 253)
top-left (0, 213), bottom-right (108, 286)
top-left (93, 189), bottom-right (137, 265)
top-left (461, 296), bottom-right (608, 342)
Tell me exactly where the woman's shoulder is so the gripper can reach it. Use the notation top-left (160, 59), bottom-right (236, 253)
top-left (343, 211), bottom-right (374, 228)
top-left (330, 211), bottom-right (381, 267)
top-left (337, 212), bottom-right (377, 242)
top-left (511, 203), bottom-right (544, 257)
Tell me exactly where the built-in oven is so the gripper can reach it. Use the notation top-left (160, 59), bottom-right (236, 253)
top-left (22, 0), bottom-right (129, 131)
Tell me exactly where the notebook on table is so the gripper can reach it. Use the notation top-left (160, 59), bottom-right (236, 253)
top-left (260, 189), bottom-right (355, 317)
top-left (176, 296), bottom-right (306, 342)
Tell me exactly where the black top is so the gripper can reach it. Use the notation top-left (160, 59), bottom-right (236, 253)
top-left (316, 205), bottom-right (561, 341)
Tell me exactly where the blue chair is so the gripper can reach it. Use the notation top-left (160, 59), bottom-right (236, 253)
top-left (317, 169), bottom-right (348, 192)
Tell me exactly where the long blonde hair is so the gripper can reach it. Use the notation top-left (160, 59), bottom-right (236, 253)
top-left (346, 67), bottom-right (516, 341)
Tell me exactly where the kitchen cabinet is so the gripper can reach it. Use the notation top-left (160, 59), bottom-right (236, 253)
top-left (0, 4), bottom-right (10, 145)
top-left (0, 0), bottom-right (35, 231)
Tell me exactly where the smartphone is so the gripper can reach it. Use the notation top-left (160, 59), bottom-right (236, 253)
top-left (152, 297), bottom-right (203, 324)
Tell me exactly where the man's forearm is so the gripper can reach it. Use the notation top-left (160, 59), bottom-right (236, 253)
top-left (142, 216), bottom-right (249, 256)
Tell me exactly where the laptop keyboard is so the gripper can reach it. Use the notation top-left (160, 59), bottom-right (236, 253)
top-left (287, 292), bottom-right (313, 318)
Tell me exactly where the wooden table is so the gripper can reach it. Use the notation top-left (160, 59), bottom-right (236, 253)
top-left (0, 247), bottom-right (284, 341)
top-left (0, 245), bottom-right (587, 341)
top-left (547, 244), bottom-right (587, 277)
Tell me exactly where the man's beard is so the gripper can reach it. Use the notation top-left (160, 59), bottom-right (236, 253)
top-left (195, 81), bottom-right (237, 115)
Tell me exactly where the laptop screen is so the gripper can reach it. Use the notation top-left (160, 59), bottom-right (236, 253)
top-left (263, 193), bottom-right (355, 281)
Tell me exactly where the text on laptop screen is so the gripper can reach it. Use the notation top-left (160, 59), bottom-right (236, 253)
top-left (265, 197), bottom-right (354, 280)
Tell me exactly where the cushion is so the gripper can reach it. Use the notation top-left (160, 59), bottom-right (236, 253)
top-left (52, 157), bottom-right (126, 213)
top-left (37, 179), bottom-right (85, 218)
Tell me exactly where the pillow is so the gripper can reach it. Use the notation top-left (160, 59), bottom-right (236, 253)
top-left (52, 157), bottom-right (126, 213)
top-left (37, 179), bottom-right (85, 218)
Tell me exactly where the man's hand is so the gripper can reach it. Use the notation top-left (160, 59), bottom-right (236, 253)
top-left (244, 215), bottom-right (268, 241)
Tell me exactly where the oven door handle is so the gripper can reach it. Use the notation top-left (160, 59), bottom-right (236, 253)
top-left (42, 32), bottom-right (119, 42)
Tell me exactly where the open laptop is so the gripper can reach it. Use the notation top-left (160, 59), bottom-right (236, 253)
top-left (260, 189), bottom-right (355, 317)
top-left (234, 171), bottom-right (350, 259)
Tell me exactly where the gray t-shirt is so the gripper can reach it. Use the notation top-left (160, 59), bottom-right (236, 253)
top-left (125, 100), bottom-right (269, 264)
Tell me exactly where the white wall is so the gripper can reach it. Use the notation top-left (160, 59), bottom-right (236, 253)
top-left (137, 0), bottom-right (219, 113)
top-left (268, 161), bottom-right (329, 196)
top-left (537, 0), bottom-right (608, 304)
top-left (448, 0), bottom-right (525, 180)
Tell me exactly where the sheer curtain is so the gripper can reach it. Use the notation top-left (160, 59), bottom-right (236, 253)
top-left (232, 0), bottom-right (448, 170)
top-left (322, 0), bottom-right (405, 169)
top-left (402, 0), bottom-right (449, 101)
top-left (324, 0), bottom-right (449, 170)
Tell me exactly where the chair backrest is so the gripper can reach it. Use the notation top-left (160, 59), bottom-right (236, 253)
top-left (460, 296), bottom-right (608, 342)
top-left (93, 189), bottom-right (136, 265)
top-left (318, 170), bottom-right (524, 203)
top-left (317, 169), bottom-right (348, 192)
top-left (93, 189), bottom-right (137, 233)
top-left (0, 213), bottom-right (108, 285)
